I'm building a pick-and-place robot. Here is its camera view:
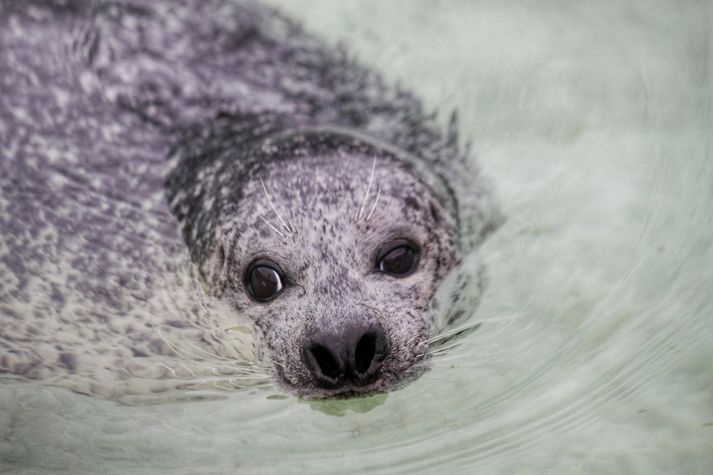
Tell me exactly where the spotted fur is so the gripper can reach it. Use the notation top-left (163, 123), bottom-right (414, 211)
top-left (0, 0), bottom-right (501, 399)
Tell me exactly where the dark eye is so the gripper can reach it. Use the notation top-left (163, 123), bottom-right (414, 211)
top-left (377, 240), bottom-right (420, 277)
top-left (246, 260), bottom-right (284, 302)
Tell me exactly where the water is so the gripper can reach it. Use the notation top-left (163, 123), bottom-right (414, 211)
top-left (2, 0), bottom-right (712, 473)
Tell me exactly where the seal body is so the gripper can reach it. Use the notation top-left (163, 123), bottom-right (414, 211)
top-left (0, 0), bottom-right (501, 399)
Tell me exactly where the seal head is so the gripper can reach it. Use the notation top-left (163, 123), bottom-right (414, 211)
top-left (166, 123), bottom-right (487, 397)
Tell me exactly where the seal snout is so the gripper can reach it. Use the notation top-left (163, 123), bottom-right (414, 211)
top-left (301, 320), bottom-right (389, 390)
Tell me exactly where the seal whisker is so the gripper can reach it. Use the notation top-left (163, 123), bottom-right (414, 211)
top-left (154, 325), bottom-right (265, 379)
top-left (426, 323), bottom-right (480, 345)
top-left (260, 177), bottom-right (294, 234)
top-left (212, 380), bottom-right (235, 391)
top-left (181, 336), bottom-right (238, 362)
top-left (151, 325), bottom-right (245, 375)
top-left (285, 215), bottom-right (296, 235)
top-left (177, 361), bottom-right (197, 377)
top-left (152, 324), bottom-right (197, 361)
top-left (365, 185), bottom-right (381, 222)
top-left (425, 312), bottom-right (526, 355)
top-left (356, 156), bottom-right (377, 221)
top-left (259, 213), bottom-right (287, 239)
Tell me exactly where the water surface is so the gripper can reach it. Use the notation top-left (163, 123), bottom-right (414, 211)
top-left (2, 1), bottom-right (712, 473)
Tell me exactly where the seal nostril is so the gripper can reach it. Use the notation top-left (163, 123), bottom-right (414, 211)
top-left (309, 344), bottom-right (341, 380)
top-left (354, 332), bottom-right (376, 375)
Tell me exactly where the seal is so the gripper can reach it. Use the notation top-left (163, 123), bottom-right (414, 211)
top-left (0, 0), bottom-right (501, 399)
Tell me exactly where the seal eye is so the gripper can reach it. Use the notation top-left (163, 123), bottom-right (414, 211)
top-left (246, 261), bottom-right (284, 302)
top-left (377, 240), bottom-right (420, 277)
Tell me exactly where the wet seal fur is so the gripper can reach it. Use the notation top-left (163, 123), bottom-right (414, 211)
top-left (0, 0), bottom-right (501, 400)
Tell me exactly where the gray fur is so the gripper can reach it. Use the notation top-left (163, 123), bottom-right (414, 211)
top-left (0, 0), bottom-right (501, 399)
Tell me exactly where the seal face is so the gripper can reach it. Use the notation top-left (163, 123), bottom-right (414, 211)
top-left (166, 126), bottom-right (464, 397)
top-left (203, 148), bottom-right (458, 396)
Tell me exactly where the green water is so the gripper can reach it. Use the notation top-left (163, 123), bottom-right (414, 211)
top-left (2, 1), bottom-right (712, 473)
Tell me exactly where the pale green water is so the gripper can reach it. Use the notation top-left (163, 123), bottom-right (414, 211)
top-left (2, 1), bottom-right (713, 473)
